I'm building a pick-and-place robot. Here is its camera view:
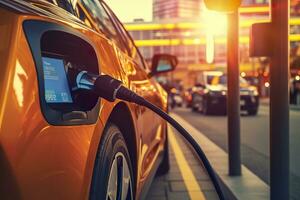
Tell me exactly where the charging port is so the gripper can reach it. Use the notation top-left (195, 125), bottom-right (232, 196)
top-left (23, 20), bottom-right (100, 125)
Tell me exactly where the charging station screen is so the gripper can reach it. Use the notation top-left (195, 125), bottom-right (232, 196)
top-left (42, 57), bottom-right (73, 103)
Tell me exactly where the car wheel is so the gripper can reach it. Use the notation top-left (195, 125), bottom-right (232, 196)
top-left (202, 99), bottom-right (210, 115)
top-left (192, 95), bottom-right (201, 112)
top-left (156, 127), bottom-right (170, 175)
top-left (192, 105), bottom-right (198, 112)
top-left (191, 100), bottom-right (199, 111)
top-left (90, 123), bottom-right (134, 200)
top-left (248, 108), bottom-right (258, 116)
top-left (221, 109), bottom-right (227, 116)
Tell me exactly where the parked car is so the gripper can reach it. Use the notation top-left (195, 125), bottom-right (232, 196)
top-left (290, 75), bottom-right (300, 105)
top-left (184, 87), bottom-right (193, 107)
top-left (0, 1), bottom-right (176, 199)
top-left (169, 88), bottom-right (183, 108)
top-left (191, 71), bottom-right (259, 115)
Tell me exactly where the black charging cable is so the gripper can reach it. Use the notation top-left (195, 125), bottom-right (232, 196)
top-left (76, 72), bottom-right (225, 200)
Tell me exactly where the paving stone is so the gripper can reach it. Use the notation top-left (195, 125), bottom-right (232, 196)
top-left (169, 181), bottom-right (198, 192)
top-left (203, 191), bottom-right (220, 200)
top-left (147, 195), bottom-right (167, 200)
top-left (147, 187), bottom-right (166, 196)
top-left (198, 181), bottom-right (215, 191)
top-left (166, 191), bottom-right (191, 200)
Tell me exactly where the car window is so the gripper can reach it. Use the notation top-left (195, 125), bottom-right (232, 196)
top-left (79, 0), bottom-right (127, 52)
top-left (102, 2), bottom-right (147, 70)
top-left (207, 75), bottom-right (249, 85)
top-left (74, 4), bottom-right (93, 28)
top-left (54, 0), bottom-right (76, 14)
top-left (206, 75), bottom-right (227, 85)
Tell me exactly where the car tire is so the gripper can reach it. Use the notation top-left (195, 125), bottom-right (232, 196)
top-left (90, 123), bottom-right (134, 200)
top-left (202, 99), bottom-right (211, 115)
top-left (248, 108), bottom-right (258, 116)
top-left (191, 95), bottom-right (201, 112)
top-left (156, 127), bottom-right (170, 175)
top-left (221, 109), bottom-right (227, 116)
top-left (191, 100), bottom-right (199, 111)
top-left (192, 105), bottom-right (198, 112)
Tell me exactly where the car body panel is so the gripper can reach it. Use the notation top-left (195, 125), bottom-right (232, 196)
top-left (0, 1), bottom-right (167, 199)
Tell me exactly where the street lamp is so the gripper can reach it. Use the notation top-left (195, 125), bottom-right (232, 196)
top-left (204, 0), bottom-right (242, 176)
top-left (201, 7), bottom-right (227, 64)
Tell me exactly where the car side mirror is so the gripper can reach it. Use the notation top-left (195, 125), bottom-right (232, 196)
top-left (150, 54), bottom-right (178, 77)
top-left (204, 0), bottom-right (241, 12)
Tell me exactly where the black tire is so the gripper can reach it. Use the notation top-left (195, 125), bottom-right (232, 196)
top-left (202, 99), bottom-right (211, 115)
top-left (156, 127), bottom-right (170, 175)
top-left (248, 108), bottom-right (258, 116)
top-left (90, 123), bottom-right (134, 200)
top-left (220, 109), bottom-right (227, 116)
top-left (192, 105), bottom-right (198, 112)
top-left (191, 95), bottom-right (200, 112)
top-left (170, 102), bottom-right (175, 109)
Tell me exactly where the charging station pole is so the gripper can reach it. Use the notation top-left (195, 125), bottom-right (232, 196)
top-left (227, 10), bottom-right (241, 176)
top-left (270, 0), bottom-right (290, 199)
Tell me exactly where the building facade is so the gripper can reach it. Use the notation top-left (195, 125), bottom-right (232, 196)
top-left (153, 0), bottom-right (201, 21)
top-left (125, 0), bottom-right (300, 88)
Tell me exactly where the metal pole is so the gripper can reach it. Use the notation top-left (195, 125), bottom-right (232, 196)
top-left (270, 0), bottom-right (290, 199)
top-left (227, 10), bottom-right (241, 176)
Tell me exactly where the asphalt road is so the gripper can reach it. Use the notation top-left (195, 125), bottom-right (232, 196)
top-left (172, 104), bottom-right (300, 199)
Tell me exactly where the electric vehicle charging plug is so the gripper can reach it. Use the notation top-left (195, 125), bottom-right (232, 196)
top-left (76, 71), bottom-right (225, 200)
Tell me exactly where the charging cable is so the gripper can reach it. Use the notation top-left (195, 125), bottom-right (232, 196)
top-left (76, 72), bottom-right (225, 200)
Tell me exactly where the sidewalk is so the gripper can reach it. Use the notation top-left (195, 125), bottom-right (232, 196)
top-left (146, 126), bottom-right (219, 200)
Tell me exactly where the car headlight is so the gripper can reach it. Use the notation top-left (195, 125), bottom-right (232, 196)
top-left (249, 88), bottom-right (259, 96)
top-left (240, 90), bottom-right (250, 96)
top-left (209, 90), bottom-right (224, 96)
top-left (203, 89), bottom-right (210, 94)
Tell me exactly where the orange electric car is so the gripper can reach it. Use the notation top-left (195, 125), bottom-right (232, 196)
top-left (0, 0), bottom-right (177, 199)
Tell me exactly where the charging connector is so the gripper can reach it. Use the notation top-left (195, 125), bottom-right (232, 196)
top-left (76, 72), bottom-right (225, 200)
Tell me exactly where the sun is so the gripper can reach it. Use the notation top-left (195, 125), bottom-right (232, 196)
top-left (201, 5), bottom-right (228, 36)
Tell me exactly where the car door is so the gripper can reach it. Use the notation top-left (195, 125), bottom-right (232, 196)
top-left (101, 2), bottom-right (166, 185)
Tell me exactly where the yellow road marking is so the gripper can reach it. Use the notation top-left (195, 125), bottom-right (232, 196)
top-left (168, 126), bottom-right (206, 200)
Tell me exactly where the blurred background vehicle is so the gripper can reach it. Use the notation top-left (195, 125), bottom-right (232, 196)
top-left (290, 75), bottom-right (300, 105)
top-left (191, 71), bottom-right (259, 115)
top-left (184, 87), bottom-right (193, 107)
top-left (169, 88), bottom-right (183, 108)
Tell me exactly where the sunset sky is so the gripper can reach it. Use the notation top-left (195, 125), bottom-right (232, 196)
top-left (105, 0), bottom-right (153, 22)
